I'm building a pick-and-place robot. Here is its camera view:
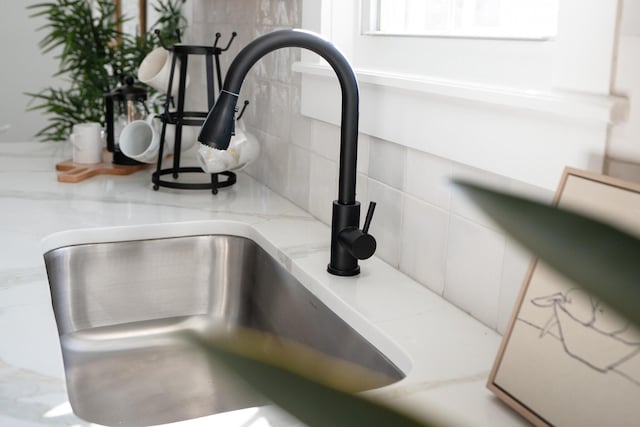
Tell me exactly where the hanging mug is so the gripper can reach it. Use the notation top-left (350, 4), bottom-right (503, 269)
top-left (138, 47), bottom-right (190, 96)
top-left (197, 122), bottom-right (260, 173)
top-left (119, 116), bottom-right (161, 163)
top-left (120, 116), bottom-right (198, 163)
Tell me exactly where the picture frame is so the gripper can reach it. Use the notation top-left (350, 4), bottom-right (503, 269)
top-left (488, 167), bottom-right (640, 426)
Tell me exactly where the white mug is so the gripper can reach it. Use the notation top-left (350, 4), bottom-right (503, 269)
top-left (119, 116), bottom-right (198, 163)
top-left (162, 122), bottom-right (198, 154)
top-left (232, 125), bottom-right (260, 170)
top-left (138, 47), bottom-right (190, 96)
top-left (119, 116), bottom-right (161, 163)
top-left (70, 122), bottom-right (103, 164)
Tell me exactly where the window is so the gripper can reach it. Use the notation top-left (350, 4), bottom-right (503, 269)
top-left (296, 0), bottom-right (624, 189)
top-left (371, 0), bottom-right (559, 40)
top-left (304, 0), bottom-right (617, 93)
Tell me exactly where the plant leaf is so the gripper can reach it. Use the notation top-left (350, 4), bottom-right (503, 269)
top-left (185, 328), bottom-right (438, 427)
top-left (453, 179), bottom-right (640, 328)
top-left (27, 0), bottom-right (187, 141)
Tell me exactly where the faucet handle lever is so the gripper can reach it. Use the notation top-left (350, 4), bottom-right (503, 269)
top-left (335, 201), bottom-right (377, 262)
top-left (363, 201), bottom-right (376, 234)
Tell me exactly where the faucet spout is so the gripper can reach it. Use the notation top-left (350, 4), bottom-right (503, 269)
top-left (199, 29), bottom-right (375, 276)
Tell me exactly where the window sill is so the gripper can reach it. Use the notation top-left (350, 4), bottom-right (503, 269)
top-left (293, 61), bottom-right (628, 125)
top-left (294, 61), bottom-right (628, 190)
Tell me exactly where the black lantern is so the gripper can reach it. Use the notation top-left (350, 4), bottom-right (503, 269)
top-left (105, 76), bottom-right (149, 165)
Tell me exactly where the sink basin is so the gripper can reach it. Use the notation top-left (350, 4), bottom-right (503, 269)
top-left (44, 231), bottom-right (404, 426)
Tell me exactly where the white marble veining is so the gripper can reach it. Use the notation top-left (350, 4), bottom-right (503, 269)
top-left (0, 142), bottom-right (527, 426)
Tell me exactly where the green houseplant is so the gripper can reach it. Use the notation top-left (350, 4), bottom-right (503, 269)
top-left (27, 0), bottom-right (187, 142)
top-left (184, 179), bottom-right (640, 426)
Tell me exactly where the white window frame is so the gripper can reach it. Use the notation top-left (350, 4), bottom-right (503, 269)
top-left (356, 0), bottom-right (557, 91)
top-left (295, 0), bottom-right (628, 189)
top-left (365, 0), bottom-right (559, 41)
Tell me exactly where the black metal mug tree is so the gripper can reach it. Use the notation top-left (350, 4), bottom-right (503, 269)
top-left (151, 29), bottom-right (249, 194)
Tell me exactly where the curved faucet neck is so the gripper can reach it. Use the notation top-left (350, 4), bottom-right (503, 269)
top-left (223, 29), bottom-right (359, 205)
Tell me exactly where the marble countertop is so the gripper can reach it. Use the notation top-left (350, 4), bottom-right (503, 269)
top-left (0, 142), bottom-right (527, 426)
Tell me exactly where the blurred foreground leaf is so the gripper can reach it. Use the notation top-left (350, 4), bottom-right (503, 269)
top-left (186, 328), bottom-right (437, 427)
top-left (454, 179), bottom-right (640, 328)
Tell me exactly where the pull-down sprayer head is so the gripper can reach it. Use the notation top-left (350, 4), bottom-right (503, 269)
top-left (198, 90), bottom-right (238, 150)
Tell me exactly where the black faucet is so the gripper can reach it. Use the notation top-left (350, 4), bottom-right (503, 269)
top-left (198, 29), bottom-right (376, 276)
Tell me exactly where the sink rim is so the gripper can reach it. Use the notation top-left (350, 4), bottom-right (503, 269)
top-left (41, 220), bottom-right (413, 376)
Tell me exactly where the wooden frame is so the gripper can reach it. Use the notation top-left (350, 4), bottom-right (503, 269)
top-left (115, 0), bottom-right (147, 36)
top-left (488, 167), bottom-right (640, 426)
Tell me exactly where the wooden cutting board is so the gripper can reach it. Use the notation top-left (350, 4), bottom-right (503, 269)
top-left (55, 151), bottom-right (151, 183)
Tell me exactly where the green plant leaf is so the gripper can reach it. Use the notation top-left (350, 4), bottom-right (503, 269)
top-left (185, 329), bottom-right (439, 427)
top-left (28, 0), bottom-right (186, 141)
top-left (453, 179), bottom-right (640, 328)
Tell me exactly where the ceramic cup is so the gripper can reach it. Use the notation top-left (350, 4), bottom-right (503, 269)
top-left (197, 123), bottom-right (260, 173)
top-left (119, 116), bottom-right (161, 163)
top-left (119, 116), bottom-right (198, 163)
top-left (138, 47), bottom-right (190, 96)
top-left (70, 122), bottom-right (103, 164)
top-left (163, 122), bottom-right (198, 154)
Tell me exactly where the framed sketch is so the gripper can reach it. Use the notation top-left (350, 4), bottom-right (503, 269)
top-left (488, 168), bottom-right (640, 427)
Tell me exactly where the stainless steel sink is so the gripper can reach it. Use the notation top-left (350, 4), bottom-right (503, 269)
top-left (44, 234), bottom-right (404, 426)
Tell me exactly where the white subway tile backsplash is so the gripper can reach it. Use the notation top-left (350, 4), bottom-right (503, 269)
top-left (405, 148), bottom-right (453, 210)
top-left (400, 195), bottom-right (449, 295)
top-left (235, 0), bottom-right (261, 23)
top-left (262, 134), bottom-right (290, 194)
top-left (310, 120), bottom-right (340, 162)
top-left (497, 239), bottom-right (532, 334)
top-left (357, 133), bottom-right (371, 175)
top-left (267, 82), bottom-right (293, 139)
top-left (256, 0), bottom-right (300, 26)
top-left (308, 153), bottom-right (338, 224)
top-left (257, 0), bottom-right (276, 25)
top-left (246, 79), bottom-right (271, 133)
top-left (450, 163), bottom-right (511, 231)
top-left (273, 48), bottom-right (295, 82)
top-left (368, 137), bottom-right (406, 190)
top-left (289, 114), bottom-right (312, 150)
top-left (242, 128), bottom-right (269, 185)
top-left (274, 0), bottom-right (292, 26)
top-left (356, 172), bottom-right (369, 209)
top-left (286, 144), bottom-right (311, 209)
top-left (251, 53), bottom-right (272, 80)
top-left (367, 179), bottom-right (403, 268)
top-left (444, 215), bottom-right (505, 329)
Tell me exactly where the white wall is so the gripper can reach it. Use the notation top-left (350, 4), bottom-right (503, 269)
top-left (0, 1), bottom-right (62, 142)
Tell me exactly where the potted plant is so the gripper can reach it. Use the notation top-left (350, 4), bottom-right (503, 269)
top-left (27, 0), bottom-right (187, 142)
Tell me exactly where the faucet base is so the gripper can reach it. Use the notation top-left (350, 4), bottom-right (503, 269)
top-left (327, 263), bottom-right (360, 277)
top-left (328, 201), bottom-right (361, 276)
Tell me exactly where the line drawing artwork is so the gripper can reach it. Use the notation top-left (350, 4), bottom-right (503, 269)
top-left (517, 288), bottom-right (640, 387)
